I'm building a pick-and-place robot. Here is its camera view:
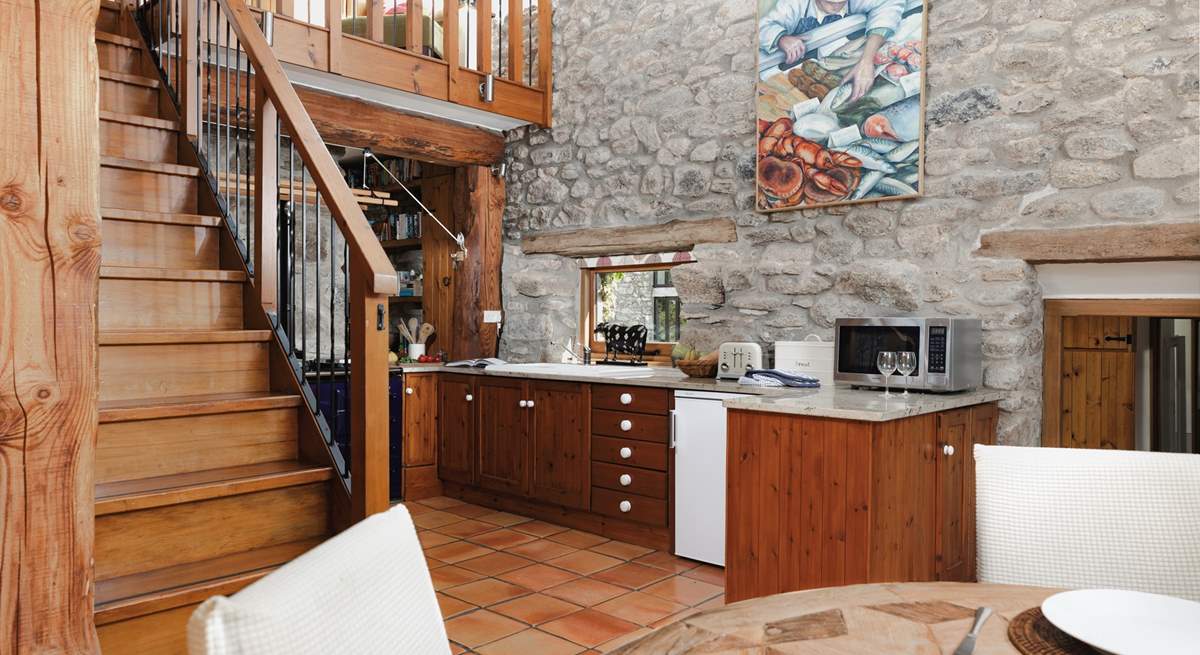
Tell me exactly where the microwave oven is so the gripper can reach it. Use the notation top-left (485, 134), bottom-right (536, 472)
top-left (833, 317), bottom-right (982, 392)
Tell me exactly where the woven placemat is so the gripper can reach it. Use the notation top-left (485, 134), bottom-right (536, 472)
top-left (1007, 607), bottom-right (1099, 655)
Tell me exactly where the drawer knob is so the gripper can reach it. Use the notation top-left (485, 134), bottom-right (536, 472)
top-left (619, 392), bottom-right (633, 405)
top-left (527, 399), bottom-right (535, 408)
top-left (405, 387), bottom-right (414, 395)
top-left (619, 446), bottom-right (632, 459)
top-left (943, 443), bottom-right (955, 457)
top-left (619, 474), bottom-right (632, 486)
top-left (619, 500), bottom-right (632, 513)
top-left (465, 394), bottom-right (473, 402)
top-left (519, 400), bottom-right (527, 408)
top-left (619, 419), bottom-right (633, 432)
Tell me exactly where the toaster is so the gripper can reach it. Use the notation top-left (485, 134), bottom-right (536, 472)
top-left (717, 342), bottom-right (763, 380)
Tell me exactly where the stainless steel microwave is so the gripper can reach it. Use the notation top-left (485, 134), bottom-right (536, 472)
top-left (833, 317), bottom-right (982, 392)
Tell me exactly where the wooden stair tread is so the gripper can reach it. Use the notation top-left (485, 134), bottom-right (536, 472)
top-left (96, 461), bottom-right (334, 515)
top-left (99, 110), bottom-right (178, 131)
top-left (100, 155), bottom-right (198, 177)
top-left (95, 30), bottom-right (139, 48)
top-left (101, 207), bottom-right (221, 227)
top-left (99, 329), bottom-right (271, 345)
top-left (99, 392), bottom-right (303, 423)
top-left (94, 538), bottom-right (322, 624)
top-left (100, 265), bottom-right (246, 282)
top-left (99, 69), bottom-right (159, 88)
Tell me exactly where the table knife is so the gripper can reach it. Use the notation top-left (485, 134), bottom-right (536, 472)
top-left (953, 606), bottom-right (994, 655)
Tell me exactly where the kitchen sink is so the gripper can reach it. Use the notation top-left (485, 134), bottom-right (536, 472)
top-left (486, 362), bottom-right (658, 379)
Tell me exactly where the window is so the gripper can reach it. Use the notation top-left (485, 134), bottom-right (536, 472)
top-left (583, 264), bottom-right (684, 360)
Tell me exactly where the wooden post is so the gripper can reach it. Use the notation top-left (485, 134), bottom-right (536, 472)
top-left (476, 0), bottom-right (490, 73)
top-left (326, 0), bottom-right (340, 72)
top-left (254, 78), bottom-right (279, 312)
top-left (537, 0), bottom-right (551, 124)
top-left (506, 0), bottom-right (521, 81)
top-left (405, 0), bottom-right (422, 52)
top-left (443, 0), bottom-right (458, 89)
top-left (367, 0), bottom-right (382, 42)
top-left (181, 0), bottom-right (200, 138)
top-left (0, 0), bottom-right (102, 651)
top-left (349, 264), bottom-right (391, 519)
top-left (451, 166), bottom-right (503, 358)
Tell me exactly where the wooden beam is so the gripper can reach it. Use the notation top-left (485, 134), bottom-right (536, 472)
top-left (348, 268), bottom-right (391, 519)
top-left (976, 222), bottom-right (1200, 264)
top-left (451, 166), bottom-right (504, 358)
top-left (0, 0), bottom-right (102, 651)
top-left (521, 217), bottom-right (739, 258)
top-left (295, 86), bottom-right (506, 166)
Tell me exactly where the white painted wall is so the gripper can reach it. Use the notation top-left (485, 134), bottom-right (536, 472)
top-left (1037, 262), bottom-right (1200, 299)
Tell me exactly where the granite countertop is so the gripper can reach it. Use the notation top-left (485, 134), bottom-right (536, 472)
top-left (391, 363), bottom-right (1005, 422)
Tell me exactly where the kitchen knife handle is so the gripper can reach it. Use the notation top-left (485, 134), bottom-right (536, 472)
top-left (969, 607), bottom-right (993, 637)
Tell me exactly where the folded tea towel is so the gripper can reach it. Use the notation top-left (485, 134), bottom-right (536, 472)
top-left (738, 369), bottom-right (821, 388)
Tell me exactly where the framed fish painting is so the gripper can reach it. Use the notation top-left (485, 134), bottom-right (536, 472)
top-left (755, 0), bottom-right (928, 211)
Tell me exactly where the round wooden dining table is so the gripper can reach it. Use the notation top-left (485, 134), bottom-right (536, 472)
top-left (612, 582), bottom-right (1065, 654)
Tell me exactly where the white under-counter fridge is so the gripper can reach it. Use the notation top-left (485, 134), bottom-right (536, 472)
top-left (672, 389), bottom-right (745, 566)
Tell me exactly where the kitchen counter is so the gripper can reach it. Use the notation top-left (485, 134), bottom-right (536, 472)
top-left (393, 363), bottom-right (1006, 422)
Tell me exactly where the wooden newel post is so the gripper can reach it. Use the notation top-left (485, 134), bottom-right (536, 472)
top-left (349, 262), bottom-right (391, 520)
top-left (181, 0), bottom-right (200, 139)
top-left (254, 77), bottom-right (278, 312)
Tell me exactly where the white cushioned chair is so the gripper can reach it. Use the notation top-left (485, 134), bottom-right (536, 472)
top-left (975, 444), bottom-right (1200, 601)
top-left (188, 504), bottom-right (449, 655)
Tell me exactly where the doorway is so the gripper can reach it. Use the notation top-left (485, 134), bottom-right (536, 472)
top-left (1043, 299), bottom-right (1200, 452)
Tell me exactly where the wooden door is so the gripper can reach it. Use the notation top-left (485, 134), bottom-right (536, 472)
top-left (438, 374), bottom-right (477, 484)
top-left (935, 408), bottom-right (970, 582)
top-left (477, 377), bottom-right (528, 495)
top-left (1060, 316), bottom-right (1135, 450)
top-left (402, 373), bottom-right (438, 466)
top-left (529, 381), bottom-right (590, 509)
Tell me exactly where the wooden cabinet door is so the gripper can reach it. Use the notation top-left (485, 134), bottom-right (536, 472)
top-left (529, 381), bottom-right (590, 509)
top-left (935, 407), bottom-right (970, 582)
top-left (1057, 315), bottom-right (1136, 449)
top-left (402, 373), bottom-right (438, 466)
top-left (438, 374), bottom-right (477, 485)
top-left (964, 403), bottom-right (997, 581)
top-left (477, 377), bottom-right (528, 495)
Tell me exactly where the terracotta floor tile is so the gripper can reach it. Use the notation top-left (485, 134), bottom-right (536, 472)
top-left (642, 576), bottom-right (724, 606)
top-left (419, 530), bottom-right (459, 549)
top-left (444, 578), bottom-right (531, 607)
top-left (428, 541), bottom-right (496, 564)
top-left (449, 640), bottom-right (468, 654)
top-left (594, 591), bottom-right (687, 626)
top-left (444, 609), bottom-right (525, 649)
top-left (491, 593), bottom-right (582, 625)
top-left (458, 551), bottom-right (533, 576)
top-left (404, 501), bottom-right (435, 515)
top-left (470, 528), bottom-right (539, 550)
top-left (649, 607), bottom-right (700, 629)
top-left (589, 562), bottom-right (673, 590)
top-left (540, 609), bottom-right (640, 648)
top-left (445, 503), bottom-right (496, 519)
top-left (437, 592), bottom-right (477, 619)
top-left (542, 578), bottom-right (627, 606)
top-left (588, 540), bottom-right (654, 561)
top-left (681, 563), bottom-right (725, 587)
top-left (497, 563), bottom-right (580, 591)
top-left (595, 626), bottom-right (653, 652)
top-left (479, 511), bottom-right (533, 527)
top-left (430, 565), bottom-right (487, 590)
top-left (426, 555), bottom-right (446, 569)
top-left (512, 520), bottom-right (571, 538)
top-left (420, 496), bottom-right (467, 509)
top-left (507, 539), bottom-right (578, 561)
top-left (634, 550), bottom-right (701, 574)
top-left (547, 529), bottom-right (610, 549)
top-left (439, 519), bottom-right (502, 538)
top-left (414, 510), bottom-right (467, 529)
top-left (476, 628), bottom-right (584, 655)
top-left (547, 550), bottom-right (623, 576)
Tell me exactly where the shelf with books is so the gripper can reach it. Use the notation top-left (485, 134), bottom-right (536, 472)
top-left (381, 238), bottom-right (422, 252)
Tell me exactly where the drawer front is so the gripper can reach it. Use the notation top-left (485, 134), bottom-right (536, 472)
top-left (591, 487), bottom-right (667, 525)
top-left (592, 385), bottom-right (669, 415)
top-left (591, 461), bottom-right (667, 499)
top-left (592, 409), bottom-right (669, 443)
top-left (591, 435), bottom-right (668, 471)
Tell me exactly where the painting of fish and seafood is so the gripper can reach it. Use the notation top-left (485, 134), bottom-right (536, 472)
top-left (756, 0), bottom-right (927, 211)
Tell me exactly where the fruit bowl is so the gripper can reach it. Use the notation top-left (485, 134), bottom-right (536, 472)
top-left (676, 359), bottom-right (718, 378)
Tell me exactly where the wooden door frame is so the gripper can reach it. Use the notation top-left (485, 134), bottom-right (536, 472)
top-left (1042, 298), bottom-right (1200, 447)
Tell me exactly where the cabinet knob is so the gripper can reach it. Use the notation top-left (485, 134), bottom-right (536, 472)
top-left (619, 419), bottom-right (632, 432)
top-left (405, 387), bottom-right (413, 395)
top-left (619, 446), bottom-right (632, 459)
top-left (527, 399), bottom-right (535, 408)
top-left (619, 393), bottom-right (633, 405)
top-left (943, 443), bottom-right (955, 457)
top-left (465, 394), bottom-right (473, 402)
top-left (519, 400), bottom-right (527, 408)
top-left (619, 500), bottom-right (632, 513)
top-left (619, 474), bottom-right (632, 486)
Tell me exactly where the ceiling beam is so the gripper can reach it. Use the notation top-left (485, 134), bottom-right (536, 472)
top-left (975, 222), bottom-right (1200, 264)
top-left (521, 217), bottom-right (739, 258)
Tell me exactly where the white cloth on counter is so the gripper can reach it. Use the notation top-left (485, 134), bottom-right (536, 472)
top-left (737, 369), bottom-right (822, 388)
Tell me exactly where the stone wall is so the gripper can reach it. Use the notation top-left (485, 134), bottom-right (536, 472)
top-left (498, 0), bottom-right (1200, 445)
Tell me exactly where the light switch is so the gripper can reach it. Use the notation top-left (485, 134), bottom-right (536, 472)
top-left (483, 310), bottom-right (502, 324)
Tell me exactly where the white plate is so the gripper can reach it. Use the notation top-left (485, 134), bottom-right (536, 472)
top-left (1041, 589), bottom-right (1200, 655)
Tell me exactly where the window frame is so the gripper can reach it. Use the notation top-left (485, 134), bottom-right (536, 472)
top-left (580, 262), bottom-right (684, 364)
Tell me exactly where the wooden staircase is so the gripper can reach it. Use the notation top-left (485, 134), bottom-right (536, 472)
top-left (92, 3), bottom-right (333, 652)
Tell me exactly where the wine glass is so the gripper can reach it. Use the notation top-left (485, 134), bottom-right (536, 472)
top-left (897, 351), bottom-right (917, 396)
top-left (876, 351), bottom-right (897, 396)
